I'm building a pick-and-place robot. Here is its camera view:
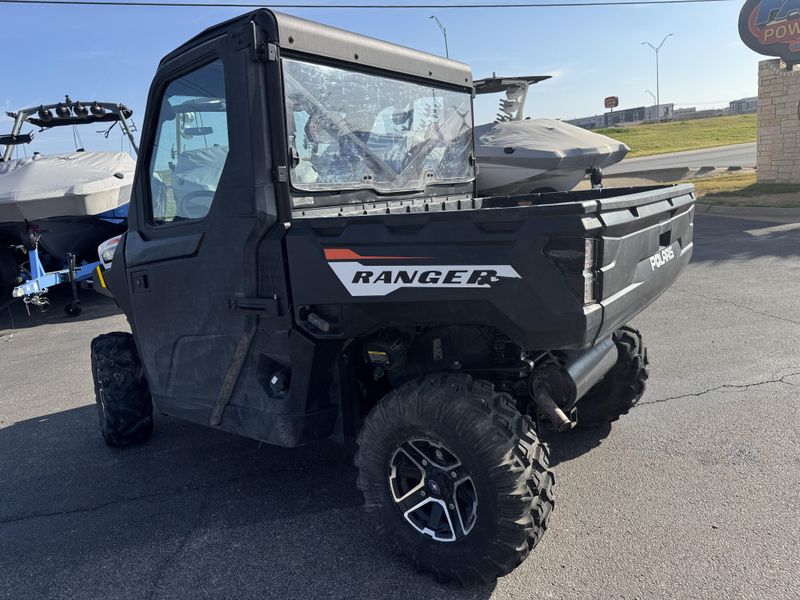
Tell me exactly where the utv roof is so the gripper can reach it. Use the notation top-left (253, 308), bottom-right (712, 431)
top-left (161, 9), bottom-right (473, 89)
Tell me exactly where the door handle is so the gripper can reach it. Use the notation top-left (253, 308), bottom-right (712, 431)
top-left (131, 270), bottom-right (150, 293)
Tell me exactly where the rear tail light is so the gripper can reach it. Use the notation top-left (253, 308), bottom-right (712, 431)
top-left (544, 237), bottom-right (599, 304)
top-left (98, 235), bottom-right (122, 268)
top-left (583, 237), bottom-right (595, 270)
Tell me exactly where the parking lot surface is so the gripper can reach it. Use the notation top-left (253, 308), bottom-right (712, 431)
top-left (1, 214), bottom-right (798, 600)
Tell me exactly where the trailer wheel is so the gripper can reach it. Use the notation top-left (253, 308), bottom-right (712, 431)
top-left (356, 373), bottom-right (554, 585)
top-left (90, 332), bottom-right (153, 447)
top-left (577, 326), bottom-right (649, 427)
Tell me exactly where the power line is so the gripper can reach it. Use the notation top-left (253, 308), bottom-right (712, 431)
top-left (0, 0), bottom-right (736, 9)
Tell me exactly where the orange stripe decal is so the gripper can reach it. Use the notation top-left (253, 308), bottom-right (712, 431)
top-left (324, 248), bottom-right (429, 261)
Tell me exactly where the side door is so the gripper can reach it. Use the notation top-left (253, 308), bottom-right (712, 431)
top-left (124, 39), bottom-right (278, 423)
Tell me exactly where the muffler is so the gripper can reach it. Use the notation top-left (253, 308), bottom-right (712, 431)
top-left (531, 336), bottom-right (618, 430)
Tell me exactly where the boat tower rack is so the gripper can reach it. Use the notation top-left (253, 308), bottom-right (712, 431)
top-left (2, 96), bottom-right (138, 161)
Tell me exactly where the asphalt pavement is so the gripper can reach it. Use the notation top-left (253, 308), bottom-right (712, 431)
top-left (1, 214), bottom-right (798, 600)
top-left (606, 142), bottom-right (756, 174)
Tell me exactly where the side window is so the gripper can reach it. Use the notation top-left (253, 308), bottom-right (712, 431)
top-left (148, 60), bottom-right (229, 225)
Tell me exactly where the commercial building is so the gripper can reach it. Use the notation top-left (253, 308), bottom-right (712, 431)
top-left (567, 96), bottom-right (756, 130)
top-left (729, 97), bottom-right (757, 114)
top-left (566, 104), bottom-right (674, 129)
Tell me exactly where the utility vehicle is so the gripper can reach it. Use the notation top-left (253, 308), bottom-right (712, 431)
top-left (91, 9), bottom-right (694, 584)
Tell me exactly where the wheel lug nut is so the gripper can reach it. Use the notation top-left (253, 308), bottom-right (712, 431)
top-left (450, 471), bottom-right (457, 478)
top-left (449, 503), bottom-right (455, 510)
top-left (420, 490), bottom-right (426, 497)
top-left (421, 460), bottom-right (428, 466)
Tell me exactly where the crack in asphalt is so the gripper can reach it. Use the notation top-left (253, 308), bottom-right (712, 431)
top-left (0, 459), bottom-right (357, 527)
top-left (146, 493), bottom-right (211, 600)
top-left (673, 286), bottom-right (800, 327)
top-left (0, 474), bottom-right (252, 527)
top-left (639, 370), bottom-right (800, 406)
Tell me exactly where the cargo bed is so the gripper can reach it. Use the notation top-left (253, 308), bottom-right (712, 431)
top-left (286, 184), bottom-right (694, 350)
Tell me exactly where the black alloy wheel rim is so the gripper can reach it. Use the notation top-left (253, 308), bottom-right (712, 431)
top-left (388, 438), bottom-right (478, 542)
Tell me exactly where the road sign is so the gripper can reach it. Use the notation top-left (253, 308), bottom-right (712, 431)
top-left (604, 96), bottom-right (619, 109)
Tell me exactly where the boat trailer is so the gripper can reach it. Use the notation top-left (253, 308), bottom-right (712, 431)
top-left (12, 245), bottom-right (99, 316)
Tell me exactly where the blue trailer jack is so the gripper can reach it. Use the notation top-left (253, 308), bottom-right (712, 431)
top-left (12, 246), bottom-right (99, 316)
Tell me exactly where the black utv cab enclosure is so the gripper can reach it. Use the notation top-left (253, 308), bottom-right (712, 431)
top-left (106, 8), bottom-right (693, 446)
top-left (98, 9), bottom-right (693, 584)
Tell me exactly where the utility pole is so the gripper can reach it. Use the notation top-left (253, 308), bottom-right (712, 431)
top-left (641, 34), bottom-right (673, 123)
top-left (429, 15), bottom-right (449, 58)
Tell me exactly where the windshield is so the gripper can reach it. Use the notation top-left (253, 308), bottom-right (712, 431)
top-left (282, 58), bottom-right (474, 196)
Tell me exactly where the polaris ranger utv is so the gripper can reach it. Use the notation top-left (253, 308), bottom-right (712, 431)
top-left (91, 9), bottom-right (694, 584)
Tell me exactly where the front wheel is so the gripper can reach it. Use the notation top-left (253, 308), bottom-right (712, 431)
top-left (355, 373), bottom-right (554, 585)
top-left (90, 332), bottom-right (153, 446)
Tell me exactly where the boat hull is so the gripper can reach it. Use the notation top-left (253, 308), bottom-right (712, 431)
top-left (0, 150), bottom-right (135, 222)
top-left (475, 119), bottom-right (629, 195)
top-left (0, 213), bottom-right (126, 266)
top-left (0, 185), bottom-right (131, 222)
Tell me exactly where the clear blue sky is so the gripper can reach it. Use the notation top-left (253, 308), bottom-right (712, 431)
top-left (1, 1), bottom-right (760, 155)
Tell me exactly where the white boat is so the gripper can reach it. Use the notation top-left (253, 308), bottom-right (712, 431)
top-left (474, 75), bottom-right (629, 195)
top-left (0, 150), bottom-right (135, 222)
top-left (0, 98), bottom-right (138, 303)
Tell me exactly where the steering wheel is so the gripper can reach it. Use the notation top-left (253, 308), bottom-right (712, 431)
top-left (175, 190), bottom-right (216, 220)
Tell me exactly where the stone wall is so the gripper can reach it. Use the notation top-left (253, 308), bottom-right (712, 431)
top-left (757, 59), bottom-right (800, 183)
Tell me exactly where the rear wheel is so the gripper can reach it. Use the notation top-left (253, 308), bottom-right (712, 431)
top-left (356, 373), bottom-right (554, 584)
top-left (90, 332), bottom-right (153, 446)
top-left (64, 302), bottom-right (82, 317)
top-left (577, 326), bottom-right (649, 427)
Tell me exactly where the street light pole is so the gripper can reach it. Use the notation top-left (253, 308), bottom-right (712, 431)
top-left (429, 15), bottom-right (449, 58)
top-left (644, 90), bottom-right (656, 104)
top-left (641, 34), bottom-right (673, 123)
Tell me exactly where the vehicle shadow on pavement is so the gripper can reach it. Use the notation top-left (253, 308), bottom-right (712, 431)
top-left (691, 215), bottom-right (800, 263)
top-left (544, 422), bottom-right (613, 467)
top-left (0, 287), bottom-right (121, 334)
top-left (0, 406), bottom-right (498, 600)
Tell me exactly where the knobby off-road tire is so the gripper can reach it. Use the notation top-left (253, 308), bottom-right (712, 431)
top-left (577, 326), bottom-right (649, 428)
top-left (90, 332), bottom-right (153, 447)
top-left (355, 373), bottom-right (554, 585)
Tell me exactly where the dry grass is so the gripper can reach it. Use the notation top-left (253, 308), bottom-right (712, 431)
top-left (689, 171), bottom-right (800, 208)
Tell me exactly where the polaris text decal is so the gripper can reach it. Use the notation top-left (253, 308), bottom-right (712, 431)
top-left (649, 246), bottom-right (675, 270)
top-left (324, 249), bottom-right (521, 297)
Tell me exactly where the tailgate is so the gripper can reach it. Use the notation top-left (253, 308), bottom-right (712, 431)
top-left (595, 184), bottom-right (694, 339)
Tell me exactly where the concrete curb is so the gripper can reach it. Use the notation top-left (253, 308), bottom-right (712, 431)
top-left (604, 166), bottom-right (751, 183)
top-left (696, 203), bottom-right (800, 220)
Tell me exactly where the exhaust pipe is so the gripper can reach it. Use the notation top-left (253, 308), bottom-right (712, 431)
top-left (561, 336), bottom-right (618, 405)
top-left (534, 387), bottom-right (574, 432)
top-left (531, 336), bottom-right (618, 430)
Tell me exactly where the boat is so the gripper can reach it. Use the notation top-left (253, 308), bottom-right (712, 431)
top-left (0, 97), bottom-right (137, 310)
top-left (0, 150), bottom-right (135, 221)
top-left (474, 75), bottom-right (629, 195)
